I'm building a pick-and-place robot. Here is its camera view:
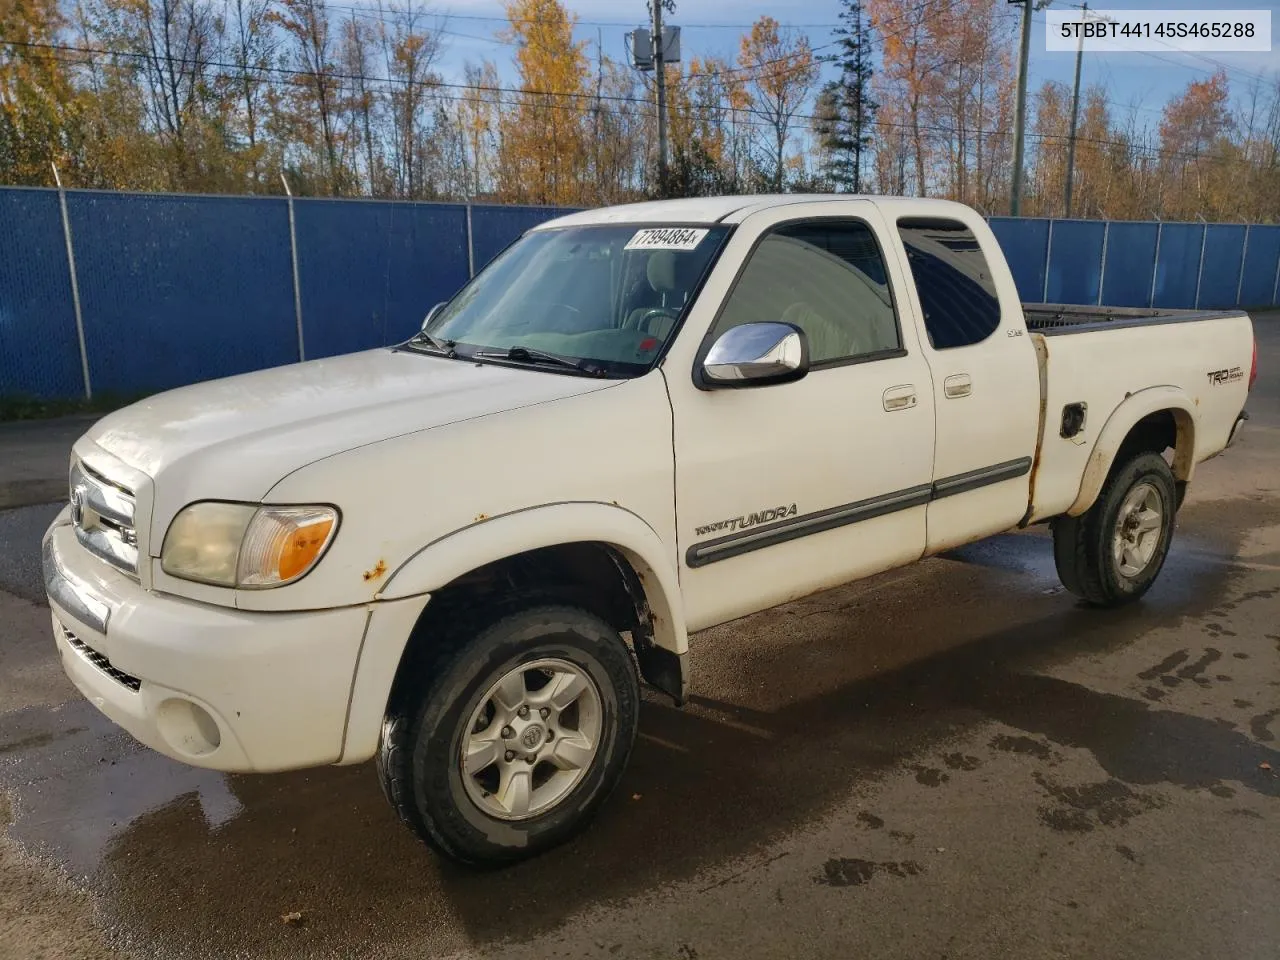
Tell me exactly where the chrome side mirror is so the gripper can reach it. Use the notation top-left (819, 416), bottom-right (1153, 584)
top-left (422, 302), bottom-right (447, 329)
top-left (701, 322), bottom-right (809, 387)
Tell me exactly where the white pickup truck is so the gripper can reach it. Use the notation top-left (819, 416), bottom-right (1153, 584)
top-left (43, 195), bottom-right (1256, 864)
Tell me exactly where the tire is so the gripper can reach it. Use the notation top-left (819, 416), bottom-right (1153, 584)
top-left (376, 605), bottom-right (640, 866)
top-left (1052, 451), bottom-right (1177, 607)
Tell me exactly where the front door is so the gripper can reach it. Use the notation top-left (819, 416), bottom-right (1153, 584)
top-left (661, 202), bottom-right (937, 632)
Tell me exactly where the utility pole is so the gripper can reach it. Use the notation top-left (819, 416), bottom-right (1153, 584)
top-left (653, 0), bottom-right (668, 191)
top-left (1010, 0), bottom-right (1033, 216)
top-left (1064, 3), bottom-right (1086, 217)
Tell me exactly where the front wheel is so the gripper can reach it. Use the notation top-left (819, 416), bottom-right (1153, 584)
top-left (377, 605), bottom-right (639, 865)
top-left (1052, 451), bottom-right (1177, 607)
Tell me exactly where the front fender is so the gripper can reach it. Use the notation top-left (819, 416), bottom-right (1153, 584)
top-left (378, 501), bottom-right (687, 655)
top-left (1066, 385), bottom-right (1197, 517)
top-left (337, 502), bottom-right (686, 766)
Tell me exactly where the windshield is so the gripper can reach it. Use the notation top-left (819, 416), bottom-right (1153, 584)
top-left (421, 223), bottom-right (732, 376)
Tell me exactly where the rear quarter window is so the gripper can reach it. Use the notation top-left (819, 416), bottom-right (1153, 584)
top-left (896, 218), bottom-right (1001, 350)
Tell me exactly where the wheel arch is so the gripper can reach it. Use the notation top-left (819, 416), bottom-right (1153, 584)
top-left (338, 503), bottom-right (686, 765)
top-left (1067, 386), bottom-right (1198, 518)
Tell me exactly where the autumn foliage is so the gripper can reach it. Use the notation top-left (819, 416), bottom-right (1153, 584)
top-left (1, 0), bottom-right (1278, 222)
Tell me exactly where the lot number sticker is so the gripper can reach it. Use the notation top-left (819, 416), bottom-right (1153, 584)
top-left (624, 227), bottom-right (708, 251)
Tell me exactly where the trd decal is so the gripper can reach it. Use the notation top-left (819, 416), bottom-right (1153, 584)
top-left (695, 504), bottom-right (797, 537)
top-left (1206, 366), bottom-right (1244, 385)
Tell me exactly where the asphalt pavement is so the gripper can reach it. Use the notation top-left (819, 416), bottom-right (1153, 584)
top-left (0, 415), bottom-right (95, 510)
top-left (1, 317), bottom-right (1277, 960)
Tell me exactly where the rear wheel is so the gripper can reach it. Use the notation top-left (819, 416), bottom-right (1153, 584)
top-left (377, 605), bottom-right (639, 866)
top-left (1052, 451), bottom-right (1177, 607)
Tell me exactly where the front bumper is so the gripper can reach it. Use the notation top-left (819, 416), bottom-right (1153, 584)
top-left (43, 515), bottom-right (371, 772)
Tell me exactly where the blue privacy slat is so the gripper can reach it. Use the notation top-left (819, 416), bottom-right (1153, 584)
top-left (1152, 223), bottom-right (1204, 309)
top-left (1046, 220), bottom-right (1106, 304)
top-left (2, 186), bottom-right (1277, 403)
top-left (0, 188), bottom-right (83, 398)
top-left (469, 204), bottom-right (579, 271)
top-left (1239, 226), bottom-right (1280, 307)
top-left (1101, 222), bottom-right (1159, 308)
top-left (1197, 224), bottom-right (1247, 308)
top-left (66, 191), bottom-right (296, 395)
top-left (988, 217), bottom-right (1049, 302)
top-left (295, 199), bottom-right (469, 359)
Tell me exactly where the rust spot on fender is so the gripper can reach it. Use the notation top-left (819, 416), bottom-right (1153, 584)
top-left (474, 513), bottom-right (489, 522)
top-left (362, 559), bottom-right (387, 582)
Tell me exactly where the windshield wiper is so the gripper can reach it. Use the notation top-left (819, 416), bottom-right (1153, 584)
top-left (404, 330), bottom-right (458, 357)
top-left (473, 346), bottom-right (606, 376)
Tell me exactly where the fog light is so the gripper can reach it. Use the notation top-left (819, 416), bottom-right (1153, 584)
top-left (156, 698), bottom-right (222, 757)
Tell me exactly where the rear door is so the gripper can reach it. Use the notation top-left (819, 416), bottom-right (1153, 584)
top-left (889, 209), bottom-right (1041, 553)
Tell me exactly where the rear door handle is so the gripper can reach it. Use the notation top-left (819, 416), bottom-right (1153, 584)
top-left (944, 374), bottom-right (972, 399)
top-left (883, 384), bottom-right (917, 411)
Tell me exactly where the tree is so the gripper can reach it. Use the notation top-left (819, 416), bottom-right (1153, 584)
top-left (817, 0), bottom-right (877, 191)
top-left (1158, 70), bottom-right (1233, 218)
top-left (90, 0), bottom-right (228, 189)
top-left (220, 0), bottom-right (279, 187)
top-left (340, 11), bottom-right (380, 194)
top-left (1028, 80), bottom-right (1068, 216)
top-left (0, 0), bottom-right (84, 184)
top-left (662, 57), bottom-right (740, 197)
top-left (497, 0), bottom-right (589, 205)
top-left (457, 59), bottom-right (500, 197)
top-left (379, 1), bottom-right (440, 198)
top-left (867, 0), bottom-right (935, 195)
top-left (270, 0), bottom-right (348, 194)
top-left (589, 55), bottom-right (647, 203)
top-left (738, 16), bottom-right (816, 191)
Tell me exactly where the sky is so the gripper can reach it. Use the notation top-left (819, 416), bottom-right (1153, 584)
top-left (400, 0), bottom-right (1280, 133)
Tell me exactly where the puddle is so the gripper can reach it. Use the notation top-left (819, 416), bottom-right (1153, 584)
top-left (0, 702), bottom-right (239, 877)
top-left (0, 494), bottom-right (1272, 957)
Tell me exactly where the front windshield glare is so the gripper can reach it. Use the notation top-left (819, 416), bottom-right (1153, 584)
top-left (426, 224), bottom-right (731, 375)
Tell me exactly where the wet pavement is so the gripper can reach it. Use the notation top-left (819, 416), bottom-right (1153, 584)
top-left (1, 319), bottom-right (1277, 960)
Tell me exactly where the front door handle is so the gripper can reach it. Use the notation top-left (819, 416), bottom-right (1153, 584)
top-left (883, 384), bottom-right (917, 411)
top-left (944, 374), bottom-right (972, 398)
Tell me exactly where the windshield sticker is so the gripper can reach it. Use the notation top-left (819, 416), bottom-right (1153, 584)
top-left (624, 227), bottom-right (709, 252)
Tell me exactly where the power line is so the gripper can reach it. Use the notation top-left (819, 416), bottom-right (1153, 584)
top-left (306, 5), bottom-right (842, 88)
top-left (1050, 0), bottom-right (1279, 87)
top-left (11, 36), bottom-right (1265, 170)
top-left (327, 6), bottom-right (842, 30)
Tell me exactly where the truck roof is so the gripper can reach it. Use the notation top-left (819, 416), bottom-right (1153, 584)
top-left (534, 194), bottom-right (977, 230)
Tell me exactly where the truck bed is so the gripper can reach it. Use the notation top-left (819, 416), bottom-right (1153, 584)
top-left (1022, 303), bottom-right (1253, 525)
top-left (1024, 303), bottom-right (1241, 334)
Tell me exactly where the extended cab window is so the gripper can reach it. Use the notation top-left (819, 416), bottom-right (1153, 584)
top-left (896, 218), bottom-right (1002, 349)
top-left (711, 220), bottom-right (901, 365)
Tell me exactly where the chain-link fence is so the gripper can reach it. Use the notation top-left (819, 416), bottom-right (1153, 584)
top-left (1, 186), bottom-right (1276, 401)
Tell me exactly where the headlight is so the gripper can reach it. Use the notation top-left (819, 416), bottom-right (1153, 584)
top-left (161, 502), bottom-right (339, 589)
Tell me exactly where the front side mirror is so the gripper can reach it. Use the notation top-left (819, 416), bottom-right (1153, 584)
top-left (701, 322), bottom-right (809, 388)
top-left (422, 302), bottom-right (447, 329)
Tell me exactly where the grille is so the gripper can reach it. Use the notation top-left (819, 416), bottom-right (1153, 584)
top-left (62, 625), bottom-right (141, 692)
top-left (70, 461), bottom-right (140, 577)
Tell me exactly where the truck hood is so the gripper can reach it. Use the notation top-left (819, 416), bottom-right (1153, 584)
top-left (83, 348), bottom-right (617, 535)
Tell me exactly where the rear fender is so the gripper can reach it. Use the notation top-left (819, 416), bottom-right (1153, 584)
top-left (1066, 386), bottom-right (1197, 517)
